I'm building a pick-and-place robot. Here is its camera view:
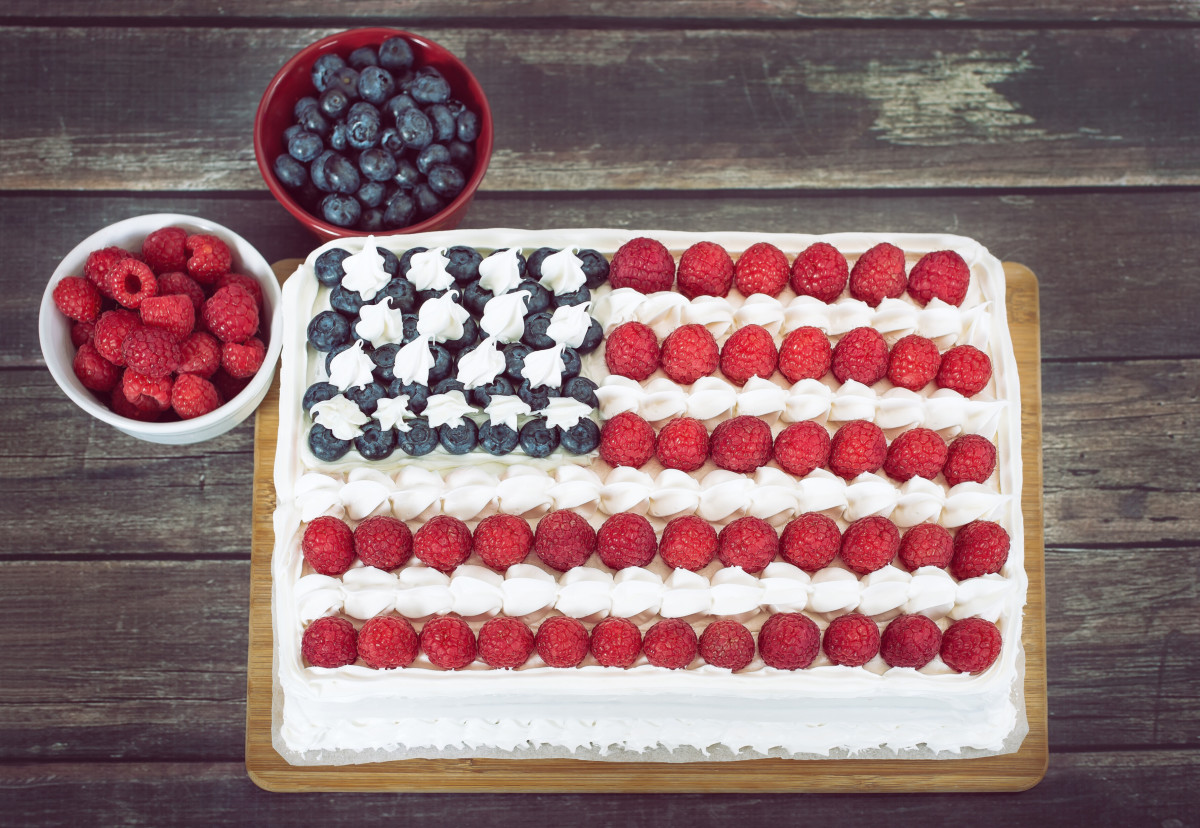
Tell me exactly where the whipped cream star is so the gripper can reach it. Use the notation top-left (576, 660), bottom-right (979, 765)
top-left (311, 394), bottom-right (369, 440)
top-left (339, 237), bottom-right (390, 301)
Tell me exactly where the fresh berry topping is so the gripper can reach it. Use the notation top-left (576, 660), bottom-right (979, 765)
top-left (535, 615), bottom-right (589, 668)
top-left (780, 512), bottom-right (842, 571)
top-left (880, 614), bottom-right (942, 669)
top-left (643, 618), bottom-right (698, 669)
top-left (590, 616), bottom-right (643, 668)
top-left (221, 336), bottom-right (266, 379)
top-left (655, 416), bottom-right (710, 472)
top-left (301, 616), bottom-right (358, 668)
top-left (215, 272), bottom-right (263, 309)
top-left (139, 293), bottom-right (195, 340)
top-left (122, 370), bottom-right (173, 413)
top-left (940, 617), bottom-right (1002, 673)
top-left (886, 333), bottom-right (941, 391)
top-left (477, 616), bottom-right (535, 669)
top-left (773, 420), bottom-right (831, 477)
top-left (839, 515), bottom-right (900, 574)
top-left (109, 385), bottom-right (161, 421)
top-left (719, 324), bottom-right (777, 386)
top-left (943, 434), bottom-right (998, 487)
top-left (897, 523), bottom-right (954, 571)
top-left (534, 510), bottom-right (596, 571)
top-left (677, 241), bottom-right (734, 298)
top-left (93, 310), bottom-right (142, 367)
top-left (357, 615), bottom-right (419, 669)
top-left (908, 249), bottom-right (970, 307)
top-left (599, 411), bottom-right (656, 468)
top-left (178, 331), bottom-right (222, 378)
top-left (413, 515), bottom-right (472, 572)
top-left (141, 226), bottom-right (189, 274)
top-left (353, 514), bottom-right (413, 570)
top-left (302, 515), bottom-right (356, 576)
top-left (717, 516), bottom-right (778, 573)
top-left (823, 612), bottom-right (880, 667)
top-left (659, 515), bottom-right (718, 571)
top-left (849, 242), bottom-right (906, 307)
top-left (778, 326), bottom-right (831, 383)
top-left (108, 259), bottom-right (158, 309)
top-left (936, 345), bottom-right (992, 396)
top-left (170, 373), bottom-right (221, 419)
top-left (421, 616), bottom-right (477, 670)
top-left (596, 512), bottom-right (657, 569)
top-left (709, 415), bottom-right (772, 473)
top-left (604, 321), bottom-right (659, 381)
top-left (758, 612), bottom-right (820, 670)
top-left (828, 419), bottom-right (887, 479)
top-left (53, 276), bottom-right (103, 323)
top-left (790, 242), bottom-right (849, 302)
top-left (71, 321), bottom-right (95, 348)
top-left (213, 368), bottom-right (252, 405)
top-left (609, 237), bottom-right (675, 293)
top-left (202, 285), bottom-right (260, 344)
top-left (156, 271), bottom-right (206, 313)
top-left (831, 327), bottom-right (888, 385)
top-left (121, 326), bottom-right (182, 379)
top-left (698, 619), bottom-right (755, 671)
top-left (659, 324), bottom-right (719, 384)
top-left (473, 514), bottom-right (533, 571)
top-left (83, 246), bottom-right (131, 297)
top-left (72, 342), bottom-right (120, 392)
top-left (185, 233), bottom-right (232, 285)
top-left (735, 241), bottom-right (790, 297)
top-left (950, 520), bottom-right (1010, 580)
top-left (884, 427), bottom-right (947, 482)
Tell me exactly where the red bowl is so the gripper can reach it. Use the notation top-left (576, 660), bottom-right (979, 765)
top-left (253, 28), bottom-right (493, 242)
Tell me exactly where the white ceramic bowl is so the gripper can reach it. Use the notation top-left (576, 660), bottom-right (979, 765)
top-left (39, 213), bottom-right (284, 444)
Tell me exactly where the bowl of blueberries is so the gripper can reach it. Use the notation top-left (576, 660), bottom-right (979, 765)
top-left (254, 28), bottom-right (492, 240)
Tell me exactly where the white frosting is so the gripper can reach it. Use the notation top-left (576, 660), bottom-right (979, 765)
top-left (355, 297), bottom-right (407, 348)
top-left (405, 247), bottom-right (453, 291)
top-left (478, 247), bottom-right (524, 296)
top-left (538, 247), bottom-right (586, 295)
top-left (310, 395), bottom-right (369, 440)
top-left (373, 395), bottom-right (413, 433)
top-left (542, 398), bottom-right (593, 430)
top-left (484, 394), bottom-right (533, 430)
top-left (416, 289), bottom-right (469, 343)
top-left (339, 238), bottom-right (390, 302)
top-left (424, 390), bottom-right (474, 429)
top-left (479, 290), bottom-right (531, 343)
top-left (391, 336), bottom-right (434, 386)
top-left (327, 340), bottom-right (375, 392)
top-left (455, 336), bottom-right (506, 389)
top-left (546, 301), bottom-right (593, 348)
top-left (521, 343), bottom-right (567, 390)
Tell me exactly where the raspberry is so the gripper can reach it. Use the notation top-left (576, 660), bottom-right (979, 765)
top-left (216, 271), bottom-right (264, 309)
top-left (413, 515), bottom-right (472, 572)
top-left (599, 411), bottom-right (656, 469)
top-left (936, 345), bottom-right (992, 396)
top-left (659, 515), bottom-right (717, 571)
top-left (357, 615), bottom-right (419, 669)
top-left (93, 309), bottom-right (142, 366)
top-left (643, 618), bottom-right (698, 669)
top-left (839, 516), bottom-right (899, 575)
top-left (734, 242), bottom-right (789, 297)
top-left (790, 242), bottom-right (849, 303)
top-left (534, 510), bottom-right (596, 571)
top-left (221, 336), bottom-right (266, 379)
top-left (473, 514), bottom-right (533, 571)
top-left (301, 616), bottom-right (357, 668)
top-left (83, 246), bottom-right (131, 297)
top-left (421, 616), bottom-right (476, 670)
top-left (477, 616), bottom-right (535, 669)
top-left (828, 419), bottom-right (887, 479)
top-left (596, 512), bottom-right (657, 569)
top-left (655, 416), bottom-right (709, 472)
top-left (604, 321), bottom-right (659, 381)
top-left (773, 420), bottom-right (831, 477)
top-left (609, 237), bottom-right (675, 293)
top-left (823, 612), bottom-right (880, 667)
top-left (302, 515), bottom-right (355, 576)
top-left (780, 512), bottom-right (841, 571)
top-left (72, 342), bottom-right (120, 392)
top-left (831, 327), bottom-right (888, 385)
top-left (590, 616), bottom-right (643, 668)
top-left (950, 520), bottom-right (1010, 580)
top-left (778, 327), bottom-right (831, 383)
top-left (141, 226), bottom-right (189, 274)
top-left (716, 516), bottom-right (778, 573)
top-left (71, 321), bottom-right (95, 348)
top-left (880, 614), bottom-right (942, 669)
top-left (758, 612), bottom-right (820, 670)
top-left (849, 242), bottom-right (907, 307)
top-left (886, 334), bottom-right (941, 391)
top-left (212, 369), bottom-right (252, 404)
top-left (698, 619), bottom-right (755, 671)
top-left (884, 427), bottom-right (947, 482)
top-left (122, 369), bottom-right (173, 413)
top-left (121, 326), bottom-right (181, 378)
top-left (897, 523), bottom-right (954, 571)
top-left (178, 332), bottom-right (222, 378)
top-left (709, 415), bottom-right (772, 473)
top-left (202, 285), bottom-right (260, 344)
top-left (719, 324), bottom-right (777, 386)
top-left (659, 324), bottom-right (719, 384)
top-left (156, 271), bottom-right (206, 313)
top-left (139, 293), bottom-right (195, 340)
top-left (110, 386), bottom-right (161, 421)
top-left (53, 276), bottom-right (103, 323)
top-left (170, 373), bottom-right (221, 419)
top-left (535, 616), bottom-right (589, 667)
top-left (108, 258), bottom-right (158, 309)
top-left (353, 514), bottom-right (413, 570)
top-left (677, 241), bottom-right (734, 298)
top-left (943, 434), bottom-right (998, 487)
top-left (908, 249), bottom-right (970, 307)
top-left (185, 233), bottom-right (232, 285)
top-left (940, 617), bottom-right (1002, 673)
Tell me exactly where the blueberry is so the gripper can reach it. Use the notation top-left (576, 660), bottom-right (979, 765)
top-left (468, 375), bottom-right (514, 408)
top-left (294, 96), bottom-right (320, 119)
top-left (560, 418), bottom-right (601, 455)
top-left (504, 343), bottom-right (531, 381)
top-left (516, 379), bottom-right (551, 411)
top-left (312, 54), bottom-right (347, 92)
top-left (439, 418), bottom-right (478, 455)
top-left (357, 179), bottom-right (387, 208)
top-left (329, 66), bottom-right (361, 100)
top-left (345, 381), bottom-right (387, 415)
top-left (348, 45), bottom-right (379, 70)
top-left (396, 417), bottom-right (438, 456)
top-left (377, 277), bottom-right (415, 312)
top-left (309, 150), bottom-right (336, 191)
top-left (328, 122), bottom-right (349, 151)
top-left (369, 342), bottom-right (401, 382)
top-left (320, 193), bottom-right (362, 228)
top-left (478, 421), bottom-right (519, 456)
top-left (426, 104), bottom-right (456, 143)
top-left (516, 279), bottom-right (551, 315)
top-left (345, 102), bottom-right (382, 150)
top-left (427, 164), bottom-right (466, 198)
top-left (400, 313), bottom-right (419, 344)
top-left (392, 156), bottom-right (421, 188)
top-left (442, 316), bottom-right (480, 353)
top-left (519, 419), bottom-right (559, 457)
top-left (379, 127), bottom-right (404, 155)
top-left (302, 381), bottom-right (339, 412)
top-left (383, 190), bottom-right (416, 228)
top-left (432, 376), bottom-right (465, 396)
top-left (576, 249), bottom-right (609, 289)
top-left (319, 88), bottom-right (351, 120)
top-left (309, 423), bottom-right (351, 461)
top-left (375, 246), bottom-right (401, 276)
top-left (314, 248), bottom-right (351, 286)
top-left (287, 130), bottom-right (323, 163)
top-left (397, 107), bottom-right (434, 150)
top-left (462, 280), bottom-right (493, 317)
top-left (354, 423), bottom-right (396, 460)
top-left (526, 248), bottom-right (556, 280)
top-left (323, 153), bottom-right (361, 194)
top-left (416, 287), bottom-right (449, 307)
top-left (444, 245), bottom-right (483, 284)
top-left (416, 143), bottom-right (452, 175)
top-left (298, 105), bottom-right (330, 137)
top-left (562, 376), bottom-right (599, 407)
top-left (379, 36), bottom-right (414, 72)
top-left (429, 344), bottom-right (454, 384)
top-left (560, 347), bottom-right (582, 380)
top-left (576, 318), bottom-right (603, 355)
top-left (522, 312), bottom-right (554, 349)
top-left (414, 183), bottom-right (445, 217)
top-left (284, 124), bottom-right (306, 143)
top-left (554, 285), bottom-right (591, 308)
top-left (411, 68), bottom-right (451, 104)
top-left (385, 93), bottom-right (417, 124)
top-left (329, 284), bottom-right (365, 317)
top-left (389, 379), bottom-right (429, 414)
top-left (448, 140), bottom-right (475, 171)
top-left (357, 65), bottom-right (395, 105)
top-left (399, 246), bottom-right (428, 275)
top-left (358, 147), bottom-right (396, 181)
top-left (274, 154), bottom-right (308, 190)
top-left (358, 209), bottom-right (385, 232)
top-left (457, 108), bottom-right (481, 143)
top-left (307, 310), bottom-right (352, 351)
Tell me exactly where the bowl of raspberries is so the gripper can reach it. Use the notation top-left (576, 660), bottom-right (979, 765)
top-left (254, 28), bottom-right (492, 241)
top-left (39, 214), bottom-right (284, 444)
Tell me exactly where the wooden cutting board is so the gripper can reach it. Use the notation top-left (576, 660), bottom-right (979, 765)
top-left (245, 260), bottom-right (1047, 792)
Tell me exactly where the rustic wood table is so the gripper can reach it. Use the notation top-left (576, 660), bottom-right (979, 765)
top-left (2, 3), bottom-right (1197, 824)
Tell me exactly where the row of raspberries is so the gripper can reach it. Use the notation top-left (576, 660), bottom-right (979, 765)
top-left (303, 611), bottom-right (1002, 675)
top-left (609, 237), bottom-right (971, 308)
top-left (303, 510), bottom-right (1009, 580)
top-left (607, 321), bottom-right (993, 397)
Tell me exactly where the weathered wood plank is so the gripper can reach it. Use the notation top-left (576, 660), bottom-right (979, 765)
top-left (2, 27), bottom-right (1197, 192)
